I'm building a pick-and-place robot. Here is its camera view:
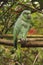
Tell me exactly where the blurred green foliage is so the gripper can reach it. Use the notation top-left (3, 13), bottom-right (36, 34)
top-left (0, 0), bottom-right (43, 65)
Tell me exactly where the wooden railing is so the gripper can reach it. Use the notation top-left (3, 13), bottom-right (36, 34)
top-left (0, 34), bottom-right (43, 47)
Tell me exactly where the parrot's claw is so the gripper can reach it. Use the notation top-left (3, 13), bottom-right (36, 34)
top-left (20, 38), bottom-right (27, 44)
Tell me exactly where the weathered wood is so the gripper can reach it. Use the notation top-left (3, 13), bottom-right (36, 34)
top-left (0, 34), bottom-right (43, 38)
top-left (0, 37), bottom-right (43, 47)
top-left (0, 34), bottom-right (13, 38)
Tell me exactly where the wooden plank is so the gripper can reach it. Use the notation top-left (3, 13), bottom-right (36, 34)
top-left (0, 34), bottom-right (43, 38)
top-left (0, 38), bottom-right (43, 47)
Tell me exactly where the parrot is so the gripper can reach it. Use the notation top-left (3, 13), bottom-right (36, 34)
top-left (13, 10), bottom-right (32, 49)
top-left (13, 10), bottom-right (32, 62)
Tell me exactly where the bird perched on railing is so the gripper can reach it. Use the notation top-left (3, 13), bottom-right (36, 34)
top-left (13, 10), bottom-right (32, 49)
top-left (13, 10), bottom-right (34, 61)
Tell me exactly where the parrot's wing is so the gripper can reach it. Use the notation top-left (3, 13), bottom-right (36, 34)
top-left (18, 23), bottom-right (31, 40)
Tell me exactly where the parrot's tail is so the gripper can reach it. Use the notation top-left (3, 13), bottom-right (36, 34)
top-left (14, 38), bottom-right (17, 49)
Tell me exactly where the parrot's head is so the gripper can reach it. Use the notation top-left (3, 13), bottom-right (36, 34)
top-left (22, 10), bottom-right (31, 20)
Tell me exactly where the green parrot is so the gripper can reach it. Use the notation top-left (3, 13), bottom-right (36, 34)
top-left (13, 10), bottom-right (32, 49)
top-left (13, 10), bottom-right (32, 48)
top-left (13, 10), bottom-right (33, 62)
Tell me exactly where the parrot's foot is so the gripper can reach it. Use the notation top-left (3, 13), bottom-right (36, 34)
top-left (20, 38), bottom-right (27, 44)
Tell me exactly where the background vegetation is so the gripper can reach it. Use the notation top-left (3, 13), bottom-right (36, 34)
top-left (0, 0), bottom-right (43, 65)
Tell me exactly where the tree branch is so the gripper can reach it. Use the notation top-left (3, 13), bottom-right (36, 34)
top-left (33, 53), bottom-right (39, 65)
